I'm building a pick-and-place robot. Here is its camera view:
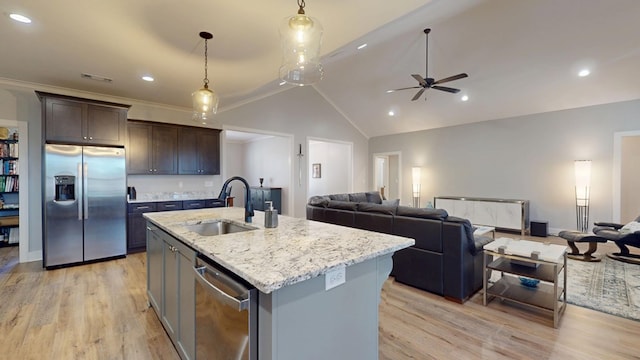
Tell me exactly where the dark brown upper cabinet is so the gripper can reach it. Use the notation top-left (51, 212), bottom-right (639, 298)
top-left (178, 127), bottom-right (221, 175)
top-left (37, 91), bottom-right (129, 146)
top-left (127, 121), bottom-right (178, 175)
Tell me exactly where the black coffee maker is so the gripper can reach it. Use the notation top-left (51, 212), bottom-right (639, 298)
top-left (127, 186), bottom-right (137, 200)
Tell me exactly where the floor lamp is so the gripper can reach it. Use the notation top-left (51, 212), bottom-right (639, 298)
top-left (574, 160), bottom-right (591, 233)
top-left (412, 167), bottom-right (421, 208)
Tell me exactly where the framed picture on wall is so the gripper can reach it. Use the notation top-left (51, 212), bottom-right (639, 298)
top-left (312, 163), bottom-right (321, 178)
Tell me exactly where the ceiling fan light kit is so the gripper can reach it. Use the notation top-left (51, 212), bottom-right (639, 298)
top-left (389, 28), bottom-right (468, 101)
top-left (279, 0), bottom-right (324, 86)
top-left (192, 31), bottom-right (219, 125)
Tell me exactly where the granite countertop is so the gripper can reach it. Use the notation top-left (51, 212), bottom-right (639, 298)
top-left (143, 207), bottom-right (414, 293)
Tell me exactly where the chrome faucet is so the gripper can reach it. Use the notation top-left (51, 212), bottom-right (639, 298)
top-left (218, 176), bottom-right (254, 223)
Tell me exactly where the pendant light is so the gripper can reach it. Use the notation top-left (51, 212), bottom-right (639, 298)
top-left (192, 31), bottom-right (219, 124)
top-left (279, 0), bottom-right (323, 86)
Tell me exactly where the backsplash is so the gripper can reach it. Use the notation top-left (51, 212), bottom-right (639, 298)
top-left (133, 190), bottom-right (219, 202)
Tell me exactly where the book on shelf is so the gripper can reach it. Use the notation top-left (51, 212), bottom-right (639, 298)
top-left (0, 160), bottom-right (18, 176)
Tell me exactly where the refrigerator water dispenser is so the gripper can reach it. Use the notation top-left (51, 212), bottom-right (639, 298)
top-left (54, 175), bottom-right (75, 202)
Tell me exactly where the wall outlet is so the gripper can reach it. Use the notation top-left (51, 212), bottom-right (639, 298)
top-left (178, 181), bottom-right (183, 188)
top-left (325, 265), bottom-right (346, 291)
top-left (204, 181), bottom-right (213, 187)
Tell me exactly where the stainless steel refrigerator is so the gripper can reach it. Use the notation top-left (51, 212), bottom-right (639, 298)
top-left (43, 144), bottom-right (126, 268)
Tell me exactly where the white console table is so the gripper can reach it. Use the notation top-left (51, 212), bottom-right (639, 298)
top-left (434, 196), bottom-right (529, 236)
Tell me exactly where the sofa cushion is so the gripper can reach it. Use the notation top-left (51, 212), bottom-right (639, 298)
top-left (357, 202), bottom-right (397, 215)
top-left (382, 198), bottom-right (400, 206)
top-left (329, 193), bottom-right (350, 202)
top-left (327, 200), bottom-right (358, 211)
top-left (349, 192), bottom-right (368, 203)
top-left (396, 206), bottom-right (448, 220)
top-left (308, 195), bottom-right (330, 207)
top-left (365, 191), bottom-right (383, 204)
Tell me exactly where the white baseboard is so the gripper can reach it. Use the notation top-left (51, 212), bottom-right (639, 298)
top-left (22, 250), bottom-right (42, 263)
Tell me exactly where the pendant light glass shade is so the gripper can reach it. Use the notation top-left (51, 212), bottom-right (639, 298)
top-left (192, 84), bottom-right (218, 124)
top-left (192, 31), bottom-right (219, 124)
top-left (279, 1), bottom-right (323, 85)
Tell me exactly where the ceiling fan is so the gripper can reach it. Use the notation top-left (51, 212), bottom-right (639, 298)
top-left (388, 28), bottom-right (468, 101)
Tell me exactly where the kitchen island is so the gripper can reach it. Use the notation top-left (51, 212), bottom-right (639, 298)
top-left (144, 207), bottom-right (413, 360)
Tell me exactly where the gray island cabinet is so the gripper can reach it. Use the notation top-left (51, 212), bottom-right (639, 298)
top-left (144, 207), bottom-right (413, 360)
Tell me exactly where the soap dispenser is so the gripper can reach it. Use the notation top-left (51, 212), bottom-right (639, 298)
top-left (264, 201), bottom-right (278, 228)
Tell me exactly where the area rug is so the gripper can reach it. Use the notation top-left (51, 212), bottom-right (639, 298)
top-left (564, 257), bottom-right (640, 321)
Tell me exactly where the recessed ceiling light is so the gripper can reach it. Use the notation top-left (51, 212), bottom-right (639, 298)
top-left (388, 111), bottom-right (395, 116)
top-left (142, 76), bottom-right (154, 82)
top-left (461, 95), bottom-right (469, 102)
top-left (357, 43), bottom-right (367, 50)
top-left (9, 13), bottom-right (32, 23)
top-left (578, 69), bottom-right (590, 77)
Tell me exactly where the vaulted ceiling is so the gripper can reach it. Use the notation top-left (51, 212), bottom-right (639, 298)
top-left (2, 0), bottom-right (640, 138)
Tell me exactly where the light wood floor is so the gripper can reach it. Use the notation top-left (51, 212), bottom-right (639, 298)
top-left (1, 234), bottom-right (639, 360)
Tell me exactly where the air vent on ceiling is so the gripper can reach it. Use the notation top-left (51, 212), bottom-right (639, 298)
top-left (80, 73), bottom-right (113, 83)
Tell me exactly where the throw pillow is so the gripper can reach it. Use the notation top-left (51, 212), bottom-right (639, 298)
top-left (365, 191), bottom-right (383, 204)
top-left (348, 192), bottom-right (368, 203)
top-left (396, 206), bottom-right (448, 220)
top-left (327, 200), bottom-right (358, 211)
top-left (329, 193), bottom-right (350, 202)
top-left (308, 196), bottom-right (330, 207)
top-left (620, 221), bottom-right (640, 234)
top-left (357, 202), bottom-right (397, 215)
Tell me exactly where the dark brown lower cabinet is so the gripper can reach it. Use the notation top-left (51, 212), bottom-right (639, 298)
top-left (127, 202), bottom-right (157, 253)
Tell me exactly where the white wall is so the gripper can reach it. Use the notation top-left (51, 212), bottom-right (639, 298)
top-left (369, 99), bottom-right (640, 233)
top-left (308, 140), bottom-right (351, 197)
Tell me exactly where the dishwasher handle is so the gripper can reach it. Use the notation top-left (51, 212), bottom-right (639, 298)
top-left (194, 265), bottom-right (251, 311)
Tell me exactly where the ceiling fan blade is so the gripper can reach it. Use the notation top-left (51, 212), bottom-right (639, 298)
top-left (387, 86), bottom-right (421, 93)
top-left (432, 85), bottom-right (460, 94)
top-left (433, 73), bottom-right (468, 85)
top-left (411, 74), bottom-right (427, 87)
top-left (411, 88), bottom-right (426, 101)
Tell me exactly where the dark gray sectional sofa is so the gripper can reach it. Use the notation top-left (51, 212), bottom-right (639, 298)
top-left (306, 191), bottom-right (493, 302)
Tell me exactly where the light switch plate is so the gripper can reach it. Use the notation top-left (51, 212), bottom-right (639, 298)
top-left (204, 181), bottom-right (213, 187)
top-left (325, 265), bottom-right (346, 291)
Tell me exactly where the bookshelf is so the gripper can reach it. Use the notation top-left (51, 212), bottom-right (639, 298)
top-left (0, 132), bottom-right (18, 247)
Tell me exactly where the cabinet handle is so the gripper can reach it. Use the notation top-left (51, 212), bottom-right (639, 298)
top-left (136, 206), bottom-right (151, 210)
top-left (83, 136), bottom-right (87, 140)
top-left (165, 204), bottom-right (176, 208)
top-left (148, 169), bottom-right (153, 172)
top-left (89, 137), bottom-right (93, 140)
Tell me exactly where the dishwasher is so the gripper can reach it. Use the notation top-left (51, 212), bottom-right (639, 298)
top-left (194, 255), bottom-right (257, 360)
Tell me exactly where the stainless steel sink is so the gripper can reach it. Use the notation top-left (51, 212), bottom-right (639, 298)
top-left (185, 220), bottom-right (256, 236)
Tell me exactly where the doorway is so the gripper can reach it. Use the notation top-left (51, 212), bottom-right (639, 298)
top-left (373, 152), bottom-right (401, 200)
top-left (222, 127), bottom-right (294, 216)
top-left (613, 131), bottom-right (640, 222)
